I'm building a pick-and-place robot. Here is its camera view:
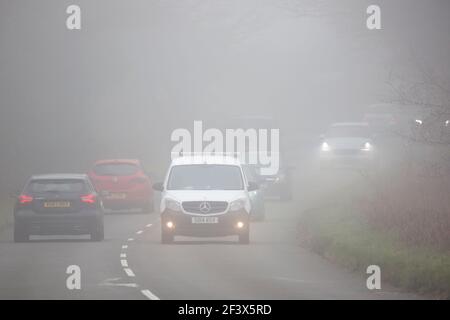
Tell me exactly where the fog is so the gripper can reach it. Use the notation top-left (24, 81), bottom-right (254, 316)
top-left (0, 0), bottom-right (447, 189)
top-left (0, 0), bottom-right (450, 299)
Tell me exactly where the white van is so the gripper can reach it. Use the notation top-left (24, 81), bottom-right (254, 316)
top-left (153, 155), bottom-right (258, 244)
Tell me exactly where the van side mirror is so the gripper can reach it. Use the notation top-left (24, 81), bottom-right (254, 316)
top-left (247, 181), bottom-right (259, 192)
top-left (153, 182), bottom-right (164, 192)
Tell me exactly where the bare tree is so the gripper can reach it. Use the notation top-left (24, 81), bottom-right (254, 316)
top-left (386, 54), bottom-right (450, 145)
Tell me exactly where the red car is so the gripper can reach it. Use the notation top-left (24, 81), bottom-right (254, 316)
top-left (88, 159), bottom-right (154, 213)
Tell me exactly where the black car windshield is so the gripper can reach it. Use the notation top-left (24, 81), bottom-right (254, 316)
top-left (167, 165), bottom-right (244, 190)
top-left (27, 179), bottom-right (88, 194)
top-left (327, 126), bottom-right (370, 138)
top-left (93, 163), bottom-right (138, 176)
top-left (243, 165), bottom-right (262, 182)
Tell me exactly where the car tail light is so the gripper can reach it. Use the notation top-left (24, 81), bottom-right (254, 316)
top-left (81, 194), bottom-right (96, 204)
top-left (19, 194), bottom-right (33, 205)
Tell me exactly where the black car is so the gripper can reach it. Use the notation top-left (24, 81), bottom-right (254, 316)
top-left (260, 166), bottom-right (294, 201)
top-left (13, 174), bottom-right (104, 242)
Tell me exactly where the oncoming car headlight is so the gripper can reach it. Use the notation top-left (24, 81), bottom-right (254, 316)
top-left (229, 198), bottom-right (246, 212)
top-left (321, 142), bottom-right (330, 152)
top-left (165, 198), bottom-right (181, 212)
top-left (361, 142), bottom-right (372, 151)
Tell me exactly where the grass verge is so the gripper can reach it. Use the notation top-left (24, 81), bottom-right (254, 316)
top-left (298, 204), bottom-right (450, 299)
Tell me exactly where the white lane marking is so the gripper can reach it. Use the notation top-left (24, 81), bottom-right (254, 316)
top-left (124, 268), bottom-right (135, 277)
top-left (120, 224), bottom-right (161, 298)
top-left (100, 278), bottom-right (139, 288)
top-left (141, 289), bottom-right (160, 300)
top-left (108, 282), bottom-right (138, 288)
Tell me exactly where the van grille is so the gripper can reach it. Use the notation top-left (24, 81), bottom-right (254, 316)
top-left (182, 201), bottom-right (228, 214)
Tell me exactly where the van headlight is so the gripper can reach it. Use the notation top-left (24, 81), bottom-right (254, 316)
top-left (165, 198), bottom-right (181, 212)
top-left (321, 142), bottom-right (330, 152)
top-left (361, 142), bottom-right (372, 151)
top-left (229, 199), bottom-right (246, 211)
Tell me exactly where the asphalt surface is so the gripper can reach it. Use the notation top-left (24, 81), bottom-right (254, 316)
top-left (0, 194), bottom-right (419, 300)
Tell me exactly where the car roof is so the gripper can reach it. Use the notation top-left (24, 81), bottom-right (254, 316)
top-left (171, 155), bottom-right (241, 166)
top-left (30, 174), bottom-right (89, 180)
top-left (93, 159), bottom-right (140, 165)
top-left (331, 122), bottom-right (369, 127)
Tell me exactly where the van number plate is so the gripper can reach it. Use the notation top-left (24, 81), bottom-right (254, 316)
top-left (191, 216), bottom-right (219, 224)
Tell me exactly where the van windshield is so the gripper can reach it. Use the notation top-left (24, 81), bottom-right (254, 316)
top-left (327, 126), bottom-right (370, 138)
top-left (167, 165), bottom-right (244, 190)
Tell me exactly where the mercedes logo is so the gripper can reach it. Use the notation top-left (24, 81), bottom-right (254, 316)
top-left (199, 201), bottom-right (211, 214)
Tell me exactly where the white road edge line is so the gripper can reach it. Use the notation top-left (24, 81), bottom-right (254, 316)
top-left (124, 268), bottom-right (135, 277)
top-left (141, 289), bottom-right (160, 300)
top-left (121, 259), bottom-right (128, 267)
top-left (136, 230), bottom-right (143, 234)
top-left (120, 253), bottom-right (127, 258)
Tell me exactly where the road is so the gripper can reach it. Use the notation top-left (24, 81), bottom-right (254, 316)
top-left (0, 196), bottom-right (418, 300)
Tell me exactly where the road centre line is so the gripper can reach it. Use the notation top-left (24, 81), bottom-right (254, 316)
top-left (124, 268), bottom-right (135, 277)
top-left (141, 289), bottom-right (160, 300)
